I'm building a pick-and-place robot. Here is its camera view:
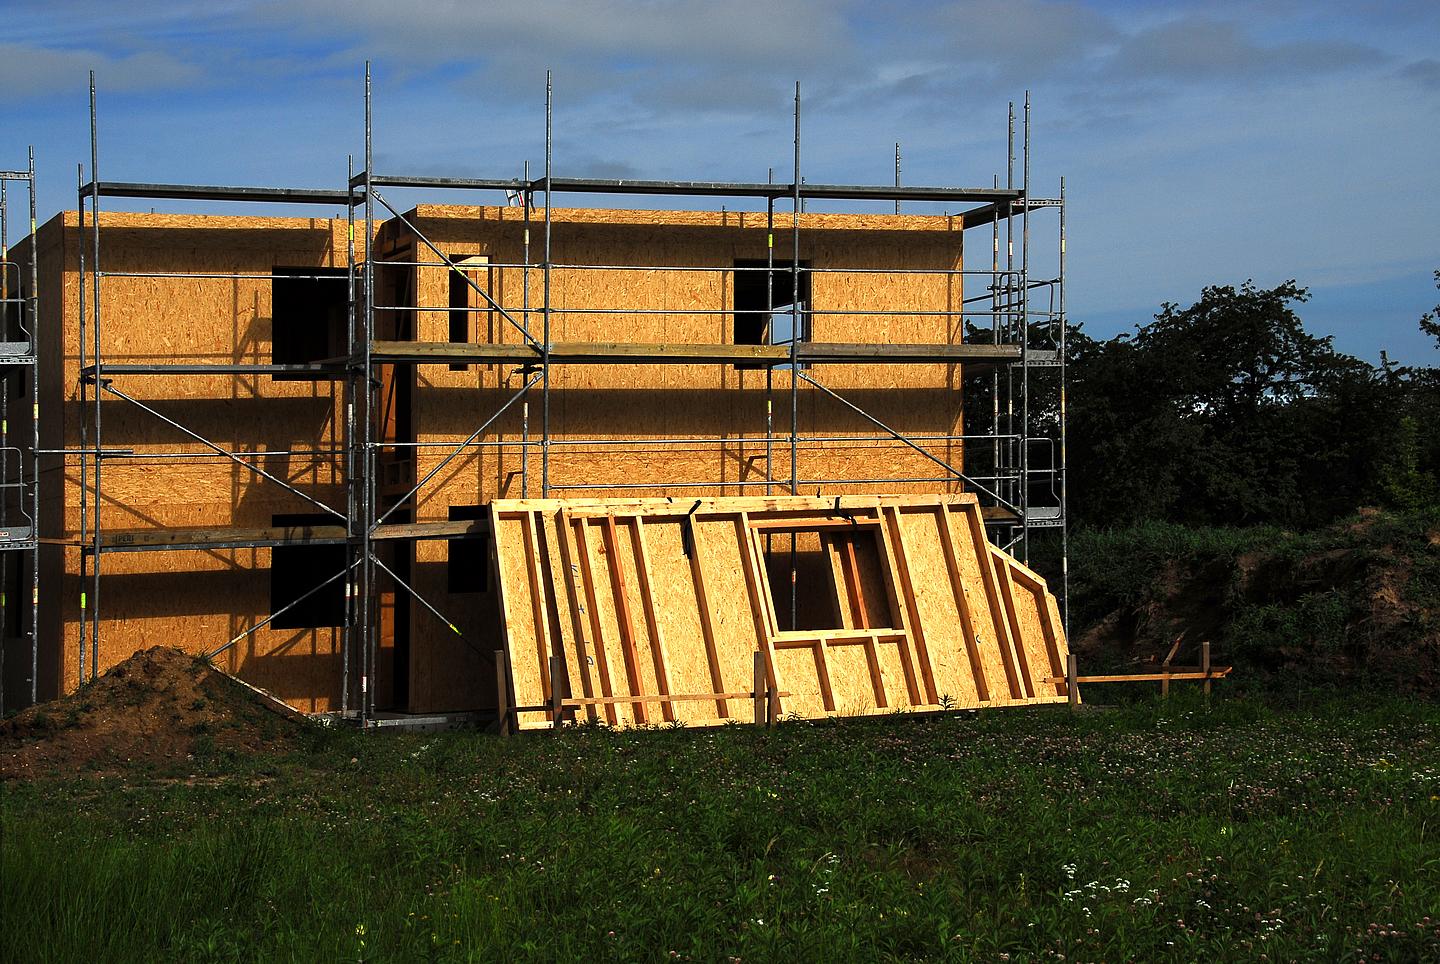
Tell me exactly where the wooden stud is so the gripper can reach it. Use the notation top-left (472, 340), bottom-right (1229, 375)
top-left (685, 520), bottom-right (731, 718)
top-left (753, 651), bottom-right (766, 726)
top-left (573, 518), bottom-right (619, 725)
top-left (552, 508), bottom-right (600, 722)
top-left (1066, 653), bottom-right (1079, 712)
top-left (550, 654), bottom-right (566, 728)
top-left (963, 503), bottom-right (1025, 700)
top-left (629, 517), bottom-right (676, 722)
top-left (935, 505), bottom-right (991, 703)
top-left (520, 511), bottom-right (554, 720)
top-left (989, 550), bottom-right (1037, 699)
top-left (813, 639), bottom-right (836, 712)
top-left (736, 513), bottom-right (784, 717)
top-left (601, 515), bottom-right (649, 724)
top-left (882, 506), bottom-right (939, 705)
top-left (495, 649), bottom-right (511, 737)
top-left (1161, 635), bottom-right (1182, 699)
top-left (1201, 640), bottom-right (1212, 699)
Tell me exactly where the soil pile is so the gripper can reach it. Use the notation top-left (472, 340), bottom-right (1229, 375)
top-left (1, 647), bottom-right (309, 780)
top-left (1072, 509), bottom-right (1440, 694)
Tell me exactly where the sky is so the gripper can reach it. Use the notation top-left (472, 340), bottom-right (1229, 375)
top-left (4, 0), bottom-right (1438, 364)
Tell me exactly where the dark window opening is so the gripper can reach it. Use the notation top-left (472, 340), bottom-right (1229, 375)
top-left (269, 512), bottom-right (346, 629)
top-left (447, 504), bottom-right (491, 594)
top-left (761, 528), bottom-right (895, 632)
top-left (271, 267), bottom-right (348, 378)
top-left (448, 255), bottom-right (484, 371)
top-left (733, 259), bottom-right (811, 370)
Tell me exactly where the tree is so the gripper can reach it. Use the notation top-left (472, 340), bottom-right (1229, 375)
top-left (1421, 269), bottom-right (1440, 350)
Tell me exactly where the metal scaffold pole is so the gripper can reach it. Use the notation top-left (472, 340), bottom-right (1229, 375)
top-left (75, 163), bottom-right (88, 687)
top-left (1020, 91), bottom-right (1031, 563)
top-left (1058, 174), bottom-right (1069, 638)
top-left (542, 71), bottom-right (553, 497)
top-left (344, 151), bottom-right (356, 718)
top-left (28, 145), bottom-right (38, 705)
top-left (89, 72), bottom-right (103, 682)
top-left (362, 61), bottom-right (376, 724)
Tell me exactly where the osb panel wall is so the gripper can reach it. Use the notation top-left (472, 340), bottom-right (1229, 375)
top-left (489, 495), bottom-right (1069, 730)
top-left (38, 211), bottom-right (363, 703)
top-left (376, 206), bottom-right (969, 712)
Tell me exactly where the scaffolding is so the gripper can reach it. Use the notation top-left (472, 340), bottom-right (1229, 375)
top-left (69, 67), bottom-right (1067, 723)
top-left (0, 148), bottom-right (39, 713)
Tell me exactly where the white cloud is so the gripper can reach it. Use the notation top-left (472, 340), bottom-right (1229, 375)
top-left (0, 43), bottom-right (201, 97)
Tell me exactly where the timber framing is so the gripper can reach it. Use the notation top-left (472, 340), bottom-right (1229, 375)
top-left (491, 494), bottom-right (1072, 731)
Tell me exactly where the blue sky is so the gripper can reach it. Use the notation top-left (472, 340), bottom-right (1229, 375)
top-left (5, 0), bottom-right (1438, 364)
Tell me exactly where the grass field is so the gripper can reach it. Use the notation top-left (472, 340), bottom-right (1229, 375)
top-left (3, 694), bottom-right (1437, 962)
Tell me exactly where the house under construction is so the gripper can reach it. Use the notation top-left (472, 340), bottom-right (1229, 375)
top-left (3, 73), bottom-right (1070, 726)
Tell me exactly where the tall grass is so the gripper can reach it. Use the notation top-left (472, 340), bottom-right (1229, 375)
top-left (4, 695), bottom-right (1438, 961)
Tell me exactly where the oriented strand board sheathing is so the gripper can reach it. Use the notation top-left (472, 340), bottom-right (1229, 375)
top-left (491, 494), bottom-right (1070, 730)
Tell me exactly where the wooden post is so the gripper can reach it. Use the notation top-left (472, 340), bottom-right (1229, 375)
top-left (1161, 636), bottom-right (1182, 699)
top-left (1066, 654), bottom-right (1079, 712)
top-left (495, 649), bottom-right (511, 737)
top-left (550, 655), bottom-right (565, 729)
top-left (1201, 641), bottom-right (1212, 699)
top-left (753, 651), bottom-right (766, 727)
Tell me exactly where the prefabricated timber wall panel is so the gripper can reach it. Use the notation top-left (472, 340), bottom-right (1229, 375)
top-left (490, 494), bottom-right (1070, 730)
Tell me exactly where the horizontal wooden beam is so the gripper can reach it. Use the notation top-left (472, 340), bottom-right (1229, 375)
top-left (1051, 668), bottom-right (1233, 684)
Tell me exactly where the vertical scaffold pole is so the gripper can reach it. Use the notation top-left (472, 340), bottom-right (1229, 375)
top-left (89, 71), bottom-right (102, 682)
top-left (522, 159), bottom-right (531, 498)
top-left (362, 62), bottom-right (375, 725)
top-left (1004, 102), bottom-right (1015, 519)
top-left (1, 180), bottom-right (8, 711)
top-left (28, 145), bottom-right (38, 705)
top-left (894, 143), bottom-right (901, 215)
top-left (76, 163), bottom-right (87, 688)
top-left (789, 82), bottom-right (801, 633)
top-left (765, 170), bottom-right (774, 497)
top-left (1058, 175), bottom-right (1069, 639)
top-left (542, 72), bottom-right (553, 497)
top-left (1020, 92), bottom-right (1031, 564)
top-left (343, 152), bottom-right (356, 718)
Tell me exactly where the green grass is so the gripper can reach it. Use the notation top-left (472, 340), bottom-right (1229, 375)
top-left (4, 695), bottom-right (1438, 962)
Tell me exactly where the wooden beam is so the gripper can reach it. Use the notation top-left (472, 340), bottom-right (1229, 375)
top-left (963, 503), bottom-right (1026, 700)
top-left (554, 509), bottom-right (600, 722)
top-left (989, 549), bottom-right (1037, 700)
top-left (520, 512), bottom-right (554, 723)
top-left (935, 505), bottom-right (991, 703)
top-left (878, 507), bottom-right (933, 706)
top-left (685, 521), bottom-right (731, 718)
top-left (573, 518), bottom-right (619, 725)
top-left (601, 516), bottom-right (649, 724)
top-left (629, 518), bottom-right (676, 723)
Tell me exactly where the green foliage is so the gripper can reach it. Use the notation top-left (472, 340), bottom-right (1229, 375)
top-left (1007, 278), bottom-right (1440, 530)
top-left (1420, 269), bottom-right (1440, 350)
top-left (3, 699), bottom-right (1437, 961)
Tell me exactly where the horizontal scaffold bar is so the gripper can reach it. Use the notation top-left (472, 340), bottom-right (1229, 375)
top-left (367, 340), bottom-right (1023, 366)
top-left (355, 172), bottom-right (1022, 204)
top-left (62, 519), bottom-right (487, 552)
top-left (79, 181), bottom-right (351, 205)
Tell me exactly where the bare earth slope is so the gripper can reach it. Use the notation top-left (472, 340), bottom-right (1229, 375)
top-left (0, 647), bottom-right (308, 780)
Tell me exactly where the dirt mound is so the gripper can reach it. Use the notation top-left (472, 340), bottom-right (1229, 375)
top-left (0, 647), bottom-right (309, 781)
